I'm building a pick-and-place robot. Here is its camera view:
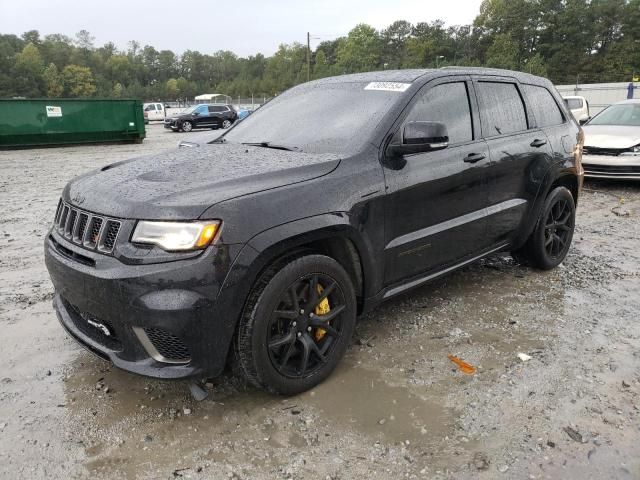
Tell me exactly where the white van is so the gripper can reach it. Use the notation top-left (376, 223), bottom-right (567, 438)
top-left (143, 103), bottom-right (167, 122)
top-left (563, 96), bottom-right (590, 124)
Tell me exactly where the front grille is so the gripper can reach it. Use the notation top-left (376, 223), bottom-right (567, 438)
top-left (583, 146), bottom-right (627, 156)
top-left (53, 200), bottom-right (121, 254)
top-left (143, 327), bottom-right (191, 362)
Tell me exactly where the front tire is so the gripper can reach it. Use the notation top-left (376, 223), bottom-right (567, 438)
top-left (181, 121), bottom-right (193, 132)
top-left (236, 254), bottom-right (357, 395)
top-left (513, 186), bottom-right (575, 270)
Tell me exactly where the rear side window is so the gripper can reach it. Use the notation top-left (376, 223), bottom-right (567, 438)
top-left (523, 85), bottom-right (564, 127)
top-left (209, 106), bottom-right (226, 113)
top-left (404, 82), bottom-right (473, 144)
top-left (476, 82), bottom-right (527, 137)
top-left (564, 98), bottom-right (583, 110)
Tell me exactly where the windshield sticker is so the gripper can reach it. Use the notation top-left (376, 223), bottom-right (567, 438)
top-left (364, 82), bottom-right (411, 92)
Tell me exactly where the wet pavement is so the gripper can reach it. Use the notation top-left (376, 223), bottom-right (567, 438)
top-left (0, 125), bottom-right (639, 479)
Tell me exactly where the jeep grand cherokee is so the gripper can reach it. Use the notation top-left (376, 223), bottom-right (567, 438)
top-left (45, 68), bottom-right (584, 395)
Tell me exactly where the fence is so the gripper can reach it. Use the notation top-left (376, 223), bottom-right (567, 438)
top-left (555, 82), bottom-right (639, 115)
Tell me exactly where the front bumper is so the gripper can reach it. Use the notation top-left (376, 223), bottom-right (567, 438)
top-left (45, 230), bottom-right (243, 379)
top-left (582, 154), bottom-right (640, 179)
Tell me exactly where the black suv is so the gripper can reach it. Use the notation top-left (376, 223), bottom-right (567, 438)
top-left (45, 68), bottom-right (583, 395)
top-left (164, 104), bottom-right (237, 132)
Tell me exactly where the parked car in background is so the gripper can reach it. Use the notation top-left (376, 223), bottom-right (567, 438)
top-left (45, 68), bottom-right (583, 395)
top-left (164, 104), bottom-right (237, 132)
top-left (236, 108), bottom-right (254, 121)
top-left (143, 102), bottom-right (167, 123)
top-left (582, 99), bottom-right (640, 179)
top-left (563, 96), bottom-right (590, 124)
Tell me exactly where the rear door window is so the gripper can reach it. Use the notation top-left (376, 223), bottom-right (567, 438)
top-left (476, 81), bottom-right (527, 137)
top-left (564, 98), bottom-right (583, 110)
top-left (522, 85), bottom-right (564, 127)
top-left (209, 106), bottom-right (225, 113)
top-left (403, 81), bottom-right (473, 144)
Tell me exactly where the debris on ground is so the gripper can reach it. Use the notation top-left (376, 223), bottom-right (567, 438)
top-left (447, 354), bottom-right (476, 375)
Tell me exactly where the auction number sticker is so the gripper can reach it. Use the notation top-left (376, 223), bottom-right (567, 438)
top-left (46, 106), bottom-right (62, 117)
top-left (364, 82), bottom-right (411, 92)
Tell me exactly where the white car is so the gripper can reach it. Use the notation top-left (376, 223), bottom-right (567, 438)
top-left (563, 95), bottom-right (590, 124)
top-left (582, 99), bottom-right (640, 179)
top-left (143, 102), bottom-right (167, 122)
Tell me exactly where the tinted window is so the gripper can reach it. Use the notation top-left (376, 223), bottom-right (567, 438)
top-left (223, 82), bottom-right (406, 155)
top-left (476, 82), bottom-right (527, 136)
top-left (403, 82), bottom-right (473, 144)
top-left (209, 106), bottom-right (225, 113)
top-left (523, 85), bottom-right (564, 127)
top-left (564, 98), bottom-right (583, 110)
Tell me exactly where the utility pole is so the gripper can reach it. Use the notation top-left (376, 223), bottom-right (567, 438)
top-left (307, 32), bottom-right (311, 82)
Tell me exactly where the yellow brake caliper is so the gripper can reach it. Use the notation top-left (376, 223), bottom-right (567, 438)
top-left (314, 284), bottom-right (330, 341)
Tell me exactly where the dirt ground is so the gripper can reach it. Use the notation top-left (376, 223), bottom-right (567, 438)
top-left (0, 124), bottom-right (639, 479)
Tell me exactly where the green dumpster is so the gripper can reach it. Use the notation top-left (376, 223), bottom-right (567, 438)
top-left (0, 99), bottom-right (146, 148)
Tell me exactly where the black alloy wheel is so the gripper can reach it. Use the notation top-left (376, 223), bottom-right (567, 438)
top-left (237, 254), bottom-right (356, 395)
top-left (267, 273), bottom-right (346, 378)
top-left (512, 186), bottom-right (575, 270)
top-left (543, 195), bottom-right (574, 259)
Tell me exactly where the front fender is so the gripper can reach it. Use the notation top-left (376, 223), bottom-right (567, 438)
top-left (210, 213), bottom-right (382, 363)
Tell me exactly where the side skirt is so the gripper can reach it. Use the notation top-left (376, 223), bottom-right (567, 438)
top-left (360, 242), bottom-right (510, 314)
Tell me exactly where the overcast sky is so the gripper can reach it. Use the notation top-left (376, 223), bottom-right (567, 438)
top-left (0, 0), bottom-right (483, 57)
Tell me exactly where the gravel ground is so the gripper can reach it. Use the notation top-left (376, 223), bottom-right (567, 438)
top-left (0, 124), bottom-right (639, 479)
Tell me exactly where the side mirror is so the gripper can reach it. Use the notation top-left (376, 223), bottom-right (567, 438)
top-left (579, 118), bottom-right (590, 125)
top-left (387, 121), bottom-right (449, 157)
top-left (192, 111), bottom-right (200, 116)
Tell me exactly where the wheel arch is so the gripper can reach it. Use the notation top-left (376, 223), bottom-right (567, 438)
top-left (513, 169), bottom-right (581, 249)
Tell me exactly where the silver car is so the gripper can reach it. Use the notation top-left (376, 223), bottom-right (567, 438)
top-left (582, 99), bottom-right (640, 179)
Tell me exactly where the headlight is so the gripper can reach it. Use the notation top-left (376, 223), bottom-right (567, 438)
top-left (131, 220), bottom-right (220, 251)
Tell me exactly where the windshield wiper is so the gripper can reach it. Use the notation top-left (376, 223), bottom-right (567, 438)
top-left (242, 141), bottom-right (298, 151)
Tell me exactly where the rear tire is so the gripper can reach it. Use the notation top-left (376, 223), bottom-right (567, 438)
top-left (512, 186), bottom-right (575, 270)
top-left (236, 254), bottom-right (356, 395)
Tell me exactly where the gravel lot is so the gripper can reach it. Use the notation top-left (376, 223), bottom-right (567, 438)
top-left (0, 124), bottom-right (639, 479)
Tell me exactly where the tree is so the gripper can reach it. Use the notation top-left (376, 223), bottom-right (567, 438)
top-left (382, 20), bottom-right (413, 68)
top-left (43, 63), bottom-right (64, 97)
top-left (112, 82), bottom-right (123, 97)
top-left (166, 78), bottom-right (179, 99)
top-left (62, 65), bottom-right (96, 97)
top-left (485, 33), bottom-right (519, 69)
top-left (14, 43), bottom-right (44, 96)
top-left (336, 24), bottom-right (381, 73)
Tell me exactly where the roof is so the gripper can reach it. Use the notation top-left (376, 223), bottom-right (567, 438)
top-left (310, 67), bottom-right (550, 86)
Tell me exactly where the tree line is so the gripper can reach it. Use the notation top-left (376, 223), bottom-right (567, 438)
top-left (0, 0), bottom-right (638, 102)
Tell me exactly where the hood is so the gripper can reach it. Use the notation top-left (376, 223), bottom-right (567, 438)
top-left (582, 125), bottom-right (640, 149)
top-left (64, 144), bottom-right (340, 220)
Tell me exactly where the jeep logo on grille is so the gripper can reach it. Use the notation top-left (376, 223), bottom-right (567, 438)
top-left (86, 318), bottom-right (112, 337)
top-left (72, 193), bottom-right (86, 205)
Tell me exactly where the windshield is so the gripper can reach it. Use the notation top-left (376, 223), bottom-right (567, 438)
top-left (181, 105), bottom-right (198, 114)
top-left (589, 103), bottom-right (640, 126)
top-left (221, 81), bottom-right (407, 154)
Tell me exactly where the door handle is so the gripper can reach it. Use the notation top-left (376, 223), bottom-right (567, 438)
top-left (463, 153), bottom-right (486, 163)
top-left (530, 138), bottom-right (547, 148)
